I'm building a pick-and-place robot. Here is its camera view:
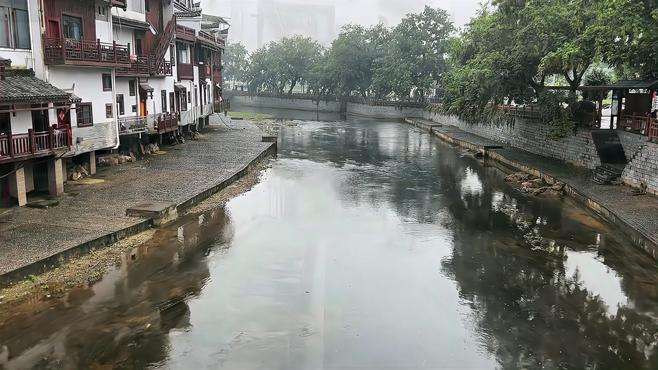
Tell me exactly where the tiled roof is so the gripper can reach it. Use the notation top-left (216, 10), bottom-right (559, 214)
top-left (0, 70), bottom-right (73, 104)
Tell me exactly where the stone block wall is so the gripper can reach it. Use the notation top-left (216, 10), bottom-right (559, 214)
top-left (621, 141), bottom-right (658, 195)
top-left (346, 103), bottom-right (424, 119)
top-left (617, 131), bottom-right (648, 161)
top-left (231, 95), bottom-right (340, 113)
top-left (424, 111), bottom-right (602, 169)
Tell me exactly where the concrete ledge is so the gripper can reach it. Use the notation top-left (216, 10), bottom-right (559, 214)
top-left (127, 202), bottom-right (178, 226)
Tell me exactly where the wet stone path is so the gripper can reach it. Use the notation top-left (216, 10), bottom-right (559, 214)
top-left (1, 118), bottom-right (658, 369)
top-left (0, 117), bottom-right (271, 277)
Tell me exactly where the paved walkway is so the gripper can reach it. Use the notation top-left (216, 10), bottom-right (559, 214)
top-left (0, 117), bottom-right (272, 277)
top-left (407, 118), bottom-right (658, 258)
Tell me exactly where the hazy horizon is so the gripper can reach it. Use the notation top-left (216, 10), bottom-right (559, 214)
top-left (203, 0), bottom-right (481, 49)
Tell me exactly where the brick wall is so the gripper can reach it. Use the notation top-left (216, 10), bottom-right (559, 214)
top-left (621, 141), bottom-right (658, 195)
top-left (424, 111), bottom-right (602, 169)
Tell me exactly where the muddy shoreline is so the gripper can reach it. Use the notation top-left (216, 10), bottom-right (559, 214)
top-left (0, 161), bottom-right (270, 322)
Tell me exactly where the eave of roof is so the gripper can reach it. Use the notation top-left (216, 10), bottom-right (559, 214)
top-left (112, 16), bottom-right (151, 31)
top-left (0, 71), bottom-right (73, 104)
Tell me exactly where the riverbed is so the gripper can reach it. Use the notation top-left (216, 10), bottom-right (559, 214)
top-left (1, 117), bottom-right (657, 369)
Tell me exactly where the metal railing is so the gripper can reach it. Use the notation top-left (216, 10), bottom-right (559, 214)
top-left (44, 38), bottom-right (130, 66)
top-left (0, 128), bottom-right (70, 163)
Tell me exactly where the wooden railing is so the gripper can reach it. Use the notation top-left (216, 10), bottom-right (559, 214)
top-left (44, 38), bottom-right (130, 66)
top-left (618, 114), bottom-right (652, 134)
top-left (117, 55), bottom-right (150, 77)
top-left (0, 128), bottom-right (70, 163)
top-left (647, 119), bottom-right (658, 141)
top-left (154, 112), bottom-right (179, 134)
top-left (177, 63), bottom-right (194, 80)
top-left (175, 25), bottom-right (196, 42)
top-left (150, 59), bottom-right (173, 76)
top-left (197, 31), bottom-right (224, 49)
top-left (118, 116), bottom-right (149, 135)
top-left (496, 104), bottom-right (542, 119)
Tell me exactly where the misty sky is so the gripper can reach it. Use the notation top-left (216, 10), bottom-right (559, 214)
top-left (204, 0), bottom-right (482, 30)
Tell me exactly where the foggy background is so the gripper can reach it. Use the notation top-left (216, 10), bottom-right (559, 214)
top-left (203, 0), bottom-right (481, 50)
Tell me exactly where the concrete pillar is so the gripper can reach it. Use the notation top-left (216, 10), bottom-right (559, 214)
top-left (9, 166), bottom-right (27, 207)
top-left (47, 158), bottom-right (64, 196)
top-left (89, 151), bottom-right (96, 175)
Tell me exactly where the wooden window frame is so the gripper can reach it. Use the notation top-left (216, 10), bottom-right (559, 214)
top-left (129, 79), bottom-right (136, 96)
top-left (76, 102), bottom-right (93, 127)
top-left (102, 73), bottom-right (112, 91)
top-left (161, 90), bottom-right (167, 113)
top-left (105, 103), bottom-right (113, 118)
top-left (116, 94), bottom-right (125, 116)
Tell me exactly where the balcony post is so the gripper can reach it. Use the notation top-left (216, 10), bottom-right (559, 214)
top-left (8, 132), bottom-right (13, 157)
top-left (113, 41), bottom-right (117, 63)
top-left (28, 129), bottom-right (35, 154)
top-left (97, 39), bottom-right (101, 62)
top-left (49, 126), bottom-right (55, 150)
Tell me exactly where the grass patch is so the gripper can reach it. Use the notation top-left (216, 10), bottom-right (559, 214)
top-left (229, 111), bottom-right (274, 121)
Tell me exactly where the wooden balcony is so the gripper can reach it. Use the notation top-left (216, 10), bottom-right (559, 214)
top-left (0, 128), bottom-right (71, 164)
top-left (197, 31), bottom-right (224, 50)
top-left (154, 112), bottom-right (179, 134)
top-left (117, 56), bottom-right (150, 77)
top-left (175, 25), bottom-right (196, 43)
top-left (44, 38), bottom-right (130, 67)
top-left (177, 63), bottom-right (194, 80)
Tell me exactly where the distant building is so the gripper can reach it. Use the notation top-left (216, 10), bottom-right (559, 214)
top-left (228, 0), bottom-right (335, 50)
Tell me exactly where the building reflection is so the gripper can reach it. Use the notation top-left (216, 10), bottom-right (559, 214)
top-left (0, 206), bottom-right (232, 369)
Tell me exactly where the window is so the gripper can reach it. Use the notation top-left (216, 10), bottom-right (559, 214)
top-left (129, 80), bottom-right (136, 96)
top-left (131, 105), bottom-right (137, 113)
top-left (161, 90), bottom-right (167, 112)
top-left (77, 103), bottom-right (93, 127)
top-left (105, 104), bottom-right (113, 118)
top-left (180, 90), bottom-right (187, 111)
top-left (62, 15), bottom-right (83, 40)
top-left (145, 0), bottom-right (150, 12)
top-left (0, 0), bottom-right (31, 49)
top-left (169, 92), bottom-right (175, 112)
top-left (176, 43), bottom-right (189, 64)
top-left (187, 91), bottom-right (191, 104)
top-left (116, 94), bottom-right (125, 116)
top-left (102, 74), bottom-right (112, 91)
top-left (135, 38), bottom-right (142, 56)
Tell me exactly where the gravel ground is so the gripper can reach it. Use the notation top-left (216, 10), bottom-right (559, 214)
top-left (0, 116), bottom-right (272, 276)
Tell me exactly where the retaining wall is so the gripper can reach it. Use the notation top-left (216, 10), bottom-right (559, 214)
top-left (423, 111), bottom-right (602, 169)
top-left (617, 131), bottom-right (649, 161)
top-left (345, 103), bottom-right (424, 119)
top-left (231, 95), bottom-right (340, 113)
top-left (622, 141), bottom-right (658, 195)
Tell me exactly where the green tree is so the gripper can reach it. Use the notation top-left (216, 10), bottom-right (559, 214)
top-left (373, 6), bottom-right (454, 101)
top-left (223, 42), bottom-right (249, 86)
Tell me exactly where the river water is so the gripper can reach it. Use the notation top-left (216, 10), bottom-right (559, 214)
top-left (1, 117), bottom-right (658, 370)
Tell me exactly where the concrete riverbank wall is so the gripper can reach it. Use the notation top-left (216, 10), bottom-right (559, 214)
top-left (231, 95), bottom-right (341, 113)
top-left (230, 95), bottom-right (425, 119)
top-left (422, 111), bottom-right (602, 170)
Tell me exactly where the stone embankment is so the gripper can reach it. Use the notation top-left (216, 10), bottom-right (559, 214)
top-left (404, 117), bottom-right (658, 262)
top-left (0, 117), bottom-right (277, 285)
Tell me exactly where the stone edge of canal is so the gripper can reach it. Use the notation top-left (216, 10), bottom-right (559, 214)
top-left (0, 140), bottom-right (278, 289)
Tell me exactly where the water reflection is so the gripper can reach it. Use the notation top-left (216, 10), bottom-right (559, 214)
top-left (0, 207), bottom-right (230, 369)
top-left (1, 118), bottom-right (657, 369)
